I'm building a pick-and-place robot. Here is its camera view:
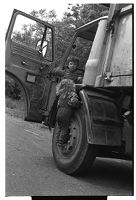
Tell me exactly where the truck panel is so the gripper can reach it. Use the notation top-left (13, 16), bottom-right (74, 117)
top-left (103, 7), bottom-right (132, 87)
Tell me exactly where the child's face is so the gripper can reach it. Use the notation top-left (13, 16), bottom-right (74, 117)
top-left (68, 61), bottom-right (77, 71)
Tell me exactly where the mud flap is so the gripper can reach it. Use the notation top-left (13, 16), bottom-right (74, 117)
top-left (79, 89), bottom-right (123, 146)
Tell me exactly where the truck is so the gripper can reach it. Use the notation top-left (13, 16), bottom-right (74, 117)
top-left (6, 4), bottom-right (133, 175)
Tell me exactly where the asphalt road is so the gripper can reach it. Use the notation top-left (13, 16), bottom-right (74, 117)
top-left (6, 114), bottom-right (133, 196)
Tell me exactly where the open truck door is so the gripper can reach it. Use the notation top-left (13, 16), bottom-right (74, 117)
top-left (5, 9), bottom-right (55, 122)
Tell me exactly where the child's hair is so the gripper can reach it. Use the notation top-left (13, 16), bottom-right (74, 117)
top-left (68, 56), bottom-right (80, 67)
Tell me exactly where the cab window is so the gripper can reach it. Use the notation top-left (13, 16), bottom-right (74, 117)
top-left (11, 14), bottom-right (53, 61)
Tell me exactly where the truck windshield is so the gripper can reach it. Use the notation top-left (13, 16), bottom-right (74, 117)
top-left (65, 36), bottom-right (92, 70)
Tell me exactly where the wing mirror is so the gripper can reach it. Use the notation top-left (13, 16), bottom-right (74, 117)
top-left (36, 39), bottom-right (48, 57)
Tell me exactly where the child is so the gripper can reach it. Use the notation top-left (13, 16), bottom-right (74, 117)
top-left (51, 56), bottom-right (82, 83)
top-left (50, 56), bottom-right (82, 146)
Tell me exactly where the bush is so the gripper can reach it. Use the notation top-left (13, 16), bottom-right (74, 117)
top-left (6, 97), bottom-right (25, 111)
top-left (5, 79), bottom-right (21, 100)
top-left (6, 98), bottom-right (17, 109)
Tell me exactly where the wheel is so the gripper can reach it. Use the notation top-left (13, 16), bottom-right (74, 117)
top-left (52, 107), bottom-right (96, 175)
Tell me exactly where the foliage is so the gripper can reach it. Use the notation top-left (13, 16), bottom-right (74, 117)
top-left (63, 4), bottom-right (109, 27)
top-left (5, 78), bottom-right (21, 100)
top-left (6, 97), bottom-right (26, 119)
top-left (30, 9), bottom-right (57, 22)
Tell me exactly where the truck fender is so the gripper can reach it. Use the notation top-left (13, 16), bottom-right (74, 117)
top-left (78, 90), bottom-right (94, 144)
top-left (78, 88), bottom-right (123, 146)
top-left (48, 96), bottom-right (59, 128)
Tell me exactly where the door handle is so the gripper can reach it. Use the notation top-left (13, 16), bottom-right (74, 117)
top-left (104, 72), bottom-right (113, 82)
top-left (21, 61), bottom-right (27, 66)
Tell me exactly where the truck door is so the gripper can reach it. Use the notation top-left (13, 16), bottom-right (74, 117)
top-left (5, 9), bottom-right (55, 122)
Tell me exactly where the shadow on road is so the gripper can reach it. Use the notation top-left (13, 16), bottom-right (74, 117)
top-left (75, 157), bottom-right (133, 194)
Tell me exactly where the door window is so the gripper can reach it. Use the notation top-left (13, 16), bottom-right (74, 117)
top-left (11, 14), bottom-right (53, 61)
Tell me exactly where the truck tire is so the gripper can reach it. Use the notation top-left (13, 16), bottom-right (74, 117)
top-left (52, 107), bottom-right (96, 175)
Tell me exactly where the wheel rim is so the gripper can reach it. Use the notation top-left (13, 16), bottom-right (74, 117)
top-left (55, 116), bottom-right (81, 157)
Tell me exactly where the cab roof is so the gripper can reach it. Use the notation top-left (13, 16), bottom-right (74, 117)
top-left (75, 16), bottom-right (108, 41)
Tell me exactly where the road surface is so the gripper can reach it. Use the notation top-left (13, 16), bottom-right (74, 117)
top-left (6, 114), bottom-right (133, 196)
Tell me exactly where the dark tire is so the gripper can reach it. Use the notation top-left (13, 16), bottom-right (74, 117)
top-left (52, 106), bottom-right (96, 175)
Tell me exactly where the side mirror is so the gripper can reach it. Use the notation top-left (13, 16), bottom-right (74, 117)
top-left (36, 39), bottom-right (48, 57)
top-left (42, 40), bottom-right (48, 57)
top-left (36, 40), bottom-right (42, 53)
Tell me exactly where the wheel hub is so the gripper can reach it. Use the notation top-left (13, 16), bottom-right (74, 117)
top-left (59, 120), bottom-right (79, 154)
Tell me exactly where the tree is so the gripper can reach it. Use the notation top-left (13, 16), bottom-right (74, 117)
top-left (63, 4), bottom-right (109, 28)
top-left (30, 9), bottom-right (57, 23)
top-left (5, 78), bottom-right (21, 100)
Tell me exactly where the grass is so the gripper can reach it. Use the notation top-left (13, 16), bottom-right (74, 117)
top-left (6, 97), bottom-right (26, 119)
top-left (5, 97), bottom-right (49, 131)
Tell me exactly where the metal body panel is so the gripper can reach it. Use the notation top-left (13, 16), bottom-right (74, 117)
top-left (110, 14), bottom-right (132, 76)
top-left (103, 12), bottom-right (132, 87)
